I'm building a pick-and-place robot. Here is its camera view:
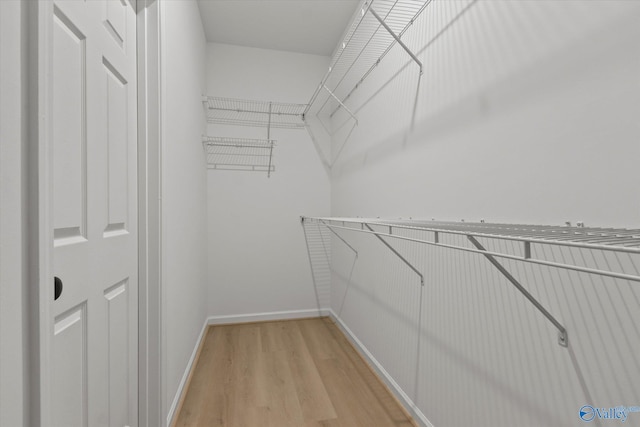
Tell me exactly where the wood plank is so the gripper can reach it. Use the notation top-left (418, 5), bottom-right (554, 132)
top-left (297, 318), bottom-right (342, 360)
top-left (280, 322), bottom-right (337, 421)
top-left (260, 350), bottom-right (304, 427)
top-left (174, 318), bottom-right (417, 427)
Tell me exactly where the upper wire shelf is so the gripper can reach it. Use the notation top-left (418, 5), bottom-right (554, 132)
top-left (204, 96), bottom-right (307, 129)
top-left (304, 0), bottom-right (430, 119)
top-left (202, 136), bottom-right (275, 176)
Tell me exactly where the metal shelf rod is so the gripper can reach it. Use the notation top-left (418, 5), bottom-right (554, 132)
top-left (306, 220), bottom-right (640, 283)
top-left (368, 6), bottom-right (423, 74)
top-left (315, 218), bottom-right (640, 255)
top-left (205, 143), bottom-right (273, 149)
top-left (207, 106), bottom-right (302, 117)
top-left (322, 85), bottom-right (358, 124)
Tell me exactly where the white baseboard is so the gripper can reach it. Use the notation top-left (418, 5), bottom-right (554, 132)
top-left (166, 317), bottom-right (209, 427)
top-left (207, 308), bottom-right (331, 325)
top-left (327, 309), bottom-right (434, 427)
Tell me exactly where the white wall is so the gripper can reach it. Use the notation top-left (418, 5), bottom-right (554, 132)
top-left (331, 1), bottom-right (640, 228)
top-left (324, 1), bottom-right (640, 426)
top-left (160, 0), bottom-right (208, 423)
top-left (0, 1), bottom-right (30, 425)
top-left (206, 43), bottom-right (331, 317)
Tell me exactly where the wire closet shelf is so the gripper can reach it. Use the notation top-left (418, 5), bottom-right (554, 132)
top-left (302, 216), bottom-right (640, 347)
top-left (204, 96), bottom-right (307, 130)
top-left (304, 0), bottom-right (430, 120)
top-left (202, 136), bottom-right (275, 175)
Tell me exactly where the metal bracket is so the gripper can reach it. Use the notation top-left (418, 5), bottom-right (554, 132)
top-left (320, 220), bottom-right (358, 257)
top-left (524, 241), bottom-right (531, 259)
top-left (364, 223), bottom-right (424, 286)
top-left (322, 85), bottom-right (358, 124)
top-left (368, 7), bottom-right (423, 75)
top-left (558, 330), bottom-right (568, 347)
top-left (467, 235), bottom-right (568, 347)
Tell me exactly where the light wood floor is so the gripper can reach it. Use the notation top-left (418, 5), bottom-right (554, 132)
top-left (173, 317), bottom-right (417, 427)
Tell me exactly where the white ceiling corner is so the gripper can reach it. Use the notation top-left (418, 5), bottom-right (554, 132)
top-left (197, 0), bottom-right (361, 56)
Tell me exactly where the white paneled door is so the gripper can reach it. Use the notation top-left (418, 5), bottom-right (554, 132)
top-left (49, 0), bottom-right (138, 426)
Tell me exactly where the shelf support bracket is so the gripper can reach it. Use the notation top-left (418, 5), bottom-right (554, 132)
top-left (467, 235), bottom-right (568, 347)
top-left (364, 223), bottom-right (424, 286)
top-left (368, 7), bottom-right (423, 74)
top-left (320, 220), bottom-right (358, 257)
top-left (322, 85), bottom-right (358, 124)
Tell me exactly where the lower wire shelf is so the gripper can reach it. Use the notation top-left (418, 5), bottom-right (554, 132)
top-left (302, 216), bottom-right (640, 348)
top-left (202, 136), bottom-right (276, 176)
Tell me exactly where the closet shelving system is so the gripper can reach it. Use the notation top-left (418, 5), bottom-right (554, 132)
top-left (301, 216), bottom-right (640, 347)
top-left (202, 96), bottom-right (307, 176)
top-left (202, 1), bottom-right (431, 172)
top-left (202, 136), bottom-right (276, 173)
top-left (304, 0), bottom-right (429, 127)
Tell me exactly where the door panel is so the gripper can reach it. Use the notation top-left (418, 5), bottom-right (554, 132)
top-left (104, 279), bottom-right (130, 426)
top-left (52, 303), bottom-right (88, 427)
top-left (105, 0), bottom-right (127, 48)
top-left (49, 0), bottom-right (138, 426)
top-left (104, 56), bottom-right (129, 236)
top-left (52, 6), bottom-right (87, 246)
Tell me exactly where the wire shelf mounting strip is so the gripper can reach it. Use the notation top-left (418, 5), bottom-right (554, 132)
top-left (202, 136), bottom-right (276, 176)
top-left (304, 0), bottom-right (430, 120)
top-left (301, 216), bottom-right (640, 347)
top-left (203, 96), bottom-right (307, 130)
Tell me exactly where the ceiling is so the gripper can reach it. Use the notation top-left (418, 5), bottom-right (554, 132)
top-left (197, 0), bottom-right (361, 56)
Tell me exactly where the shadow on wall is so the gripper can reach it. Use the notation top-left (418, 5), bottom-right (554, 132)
top-left (330, 1), bottom-right (640, 179)
top-left (302, 222), bottom-right (640, 426)
top-left (327, 237), bottom-right (569, 426)
top-left (301, 220), bottom-right (333, 311)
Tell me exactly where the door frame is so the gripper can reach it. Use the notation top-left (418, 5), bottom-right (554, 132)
top-left (34, 0), bottom-right (54, 424)
top-left (33, 1), bottom-right (164, 425)
top-left (135, 1), bottom-right (163, 426)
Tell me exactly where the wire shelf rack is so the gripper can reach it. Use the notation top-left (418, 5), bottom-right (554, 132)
top-left (302, 216), bottom-right (640, 347)
top-left (204, 96), bottom-right (307, 129)
top-left (305, 0), bottom-right (430, 119)
top-left (203, 136), bottom-right (276, 176)
top-left (310, 217), bottom-right (640, 256)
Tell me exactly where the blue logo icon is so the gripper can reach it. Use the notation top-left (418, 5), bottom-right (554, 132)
top-left (579, 404), bottom-right (640, 423)
top-left (580, 405), bottom-right (595, 422)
